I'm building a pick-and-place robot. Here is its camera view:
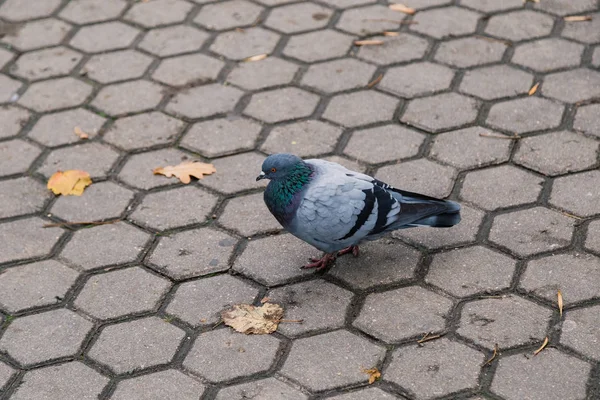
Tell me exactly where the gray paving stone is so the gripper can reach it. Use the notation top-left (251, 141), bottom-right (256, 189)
top-left (253, 0), bottom-right (297, 5)
top-left (460, 65), bottom-right (532, 100)
top-left (268, 280), bottom-right (353, 337)
top-left (245, 88), bottom-right (319, 124)
top-left (593, 46), bottom-right (600, 67)
top-left (112, 370), bottom-right (205, 400)
top-left (0, 0), bottom-right (61, 21)
top-left (0, 361), bottom-right (14, 391)
top-left (60, 222), bottom-right (151, 271)
top-left (75, 267), bottom-right (171, 320)
top-left (59, 0), bottom-right (127, 24)
top-left (125, 0), bottom-right (192, 27)
top-left (1, 18), bottom-right (72, 51)
top-left (0, 140), bottom-right (41, 177)
top-left (10, 47), bottom-right (82, 81)
top-left (265, 3), bottom-right (332, 34)
top-left (166, 274), bottom-right (259, 327)
top-left (330, 240), bottom-right (420, 290)
top-left (10, 362), bottom-right (108, 400)
top-left (18, 77), bottom-right (92, 112)
top-left (37, 142), bottom-right (120, 179)
top-left (380, 62), bottom-right (454, 98)
top-left (460, 0), bottom-right (523, 12)
top-left (562, 12), bottom-right (600, 44)
top-left (491, 349), bottom-right (591, 400)
top-left (376, 159), bottom-right (456, 198)
top-left (0, 217), bottom-right (63, 264)
top-left (0, 74), bottom-right (21, 103)
top-left (436, 37), bottom-right (507, 69)
top-left (486, 97), bottom-right (564, 134)
top-left (232, 233), bottom-right (315, 286)
top-left (400, 0), bottom-right (451, 8)
top-left (574, 104), bottom-right (600, 138)
top-left (430, 126), bottom-right (511, 170)
top-left (0, 48), bottom-right (14, 70)
top-left (261, 120), bottom-right (342, 157)
top-left (411, 6), bottom-right (481, 39)
top-left (118, 148), bottom-right (193, 190)
top-left (337, 5), bottom-right (402, 35)
top-left (0, 260), bottom-right (78, 313)
top-left (227, 57), bottom-right (298, 90)
top-left (211, 27), bottom-right (280, 60)
top-left (561, 305), bottom-right (600, 361)
top-left (195, 0), bottom-right (263, 31)
top-left (543, 68), bottom-right (600, 103)
top-left (323, 155), bottom-right (365, 173)
top-left (166, 83), bottom-right (243, 119)
top-left (152, 54), bottom-right (224, 87)
top-left (550, 170), bottom-right (600, 217)
top-left (70, 21), bottom-right (139, 53)
top-left (512, 38), bottom-right (583, 72)
top-left (105, 112), bottom-right (185, 151)
top-left (184, 328), bottom-right (280, 382)
top-left (148, 228), bottom-right (237, 280)
top-left (327, 388), bottom-right (397, 400)
top-left (139, 25), bottom-right (209, 57)
top-left (323, 91), bottom-right (398, 128)
top-left (318, 0), bottom-right (375, 8)
top-left (428, 246), bottom-right (516, 297)
top-left (485, 10), bottom-right (554, 42)
top-left (534, 0), bottom-right (597, 16)
top-left (92, 80), bottom-right (164, 116)
top-left (355, 286), bottom-right (453, 342)
top-left (457, 295), bottom-right (552, 349)
top-left (283, 29), bottom-right (353, 63)
top-left (89, 316), bottom-right (185, 374)
top-left (401, 93), bottom-right (479, 133)
top-left (216, 378), bottom-right (308, 400)
top-left (489, 207), bottom-right (574, 257)
top-left (28, 108), bottom-right (105, 147)
top-left (280, 330), bottom-right (385, 391)
top-left (301, 58), bottom-right (376, 93)
top-left (181, 117), bottom-right (261, 158)
top-left (385, 339), bottom-right (484, 399)
top-left (344, 124), bottom-right (425, 164)
top-left (84, 50), bottom-right (153, 84)
top-left (356, 34), bottom-right (429, 65)
top-left (0, 309), bottom-right (93, 366)
top-left (586, 220), bottom-right (600, 254)
top-left (200, 152), bottom-right (267, 194)
top-left (219, 192), bottom-right (281, 237)
top-left (0, 106), bottom-right (30, 139)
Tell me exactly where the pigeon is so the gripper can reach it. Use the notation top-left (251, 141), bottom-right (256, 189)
top-left (257, 153), bottom-right (461, 270)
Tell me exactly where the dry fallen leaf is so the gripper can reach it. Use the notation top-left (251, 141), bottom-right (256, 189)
top-left (221, 303), bottom-right (284, 334)
top-left (389, 3), bottom-right (416, 14)
top-left (564, 15), bottom-right (592, 22)
top-left (73, 126), bottom-right (89, 139)
top-left (153, 161), bottom-right (216, 184)
top-left (362, 367), bottom-right (381, 384)
top-left (354, 40), bottom-right (384, 46)
top-left (260, 297), bottom-right (270, 304)
top-left (528, 82), bottom-right (540, 96)
top-left (533, 337), bottom-right (549, 356)
top-left (383, 31), bottom-right (399, 36)
top-left (557, 289), bottom-right (563, 317)
top-left (244, 54), bottom-right (268, 62)
top-left (47, 170), bottom-right (92, 196)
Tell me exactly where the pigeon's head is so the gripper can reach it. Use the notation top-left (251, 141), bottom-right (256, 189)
top-left (257, 153), bottom-right (304, 181)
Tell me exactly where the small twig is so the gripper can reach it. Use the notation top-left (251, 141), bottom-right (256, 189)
top-left (533, 337), bottom-right (549, 356)
top-left (43, 219), bottom-right (122, 228)
top-left (561, 211), bottom-right (582, 220)
top-left (479, 133), bottom-right (520, 140)
top-left (367, 74), bottom-right (383, 88)
top-left (417, 331), bottom-right (445, 345)
top-left (277, 319), bottom-right (304, 324)
top-left (212, 319), bottom-right (223, 329)
top-left (484, 344), bottom-right (499, 365)
top-left (557, 289), bottom-right (564, 317)
top-left (362, 18), bottom-right (418, 24)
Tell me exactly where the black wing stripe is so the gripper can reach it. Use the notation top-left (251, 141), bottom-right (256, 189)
top-left (339, 188), bottom-right (375, 240)
top-left (369, 186), bottom-right (397, 236)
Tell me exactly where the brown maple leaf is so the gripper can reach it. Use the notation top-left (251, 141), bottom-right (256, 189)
top-left (153, 161), bottom-right (216, 184)
top-left (221, 303), bottom-right (284, 335)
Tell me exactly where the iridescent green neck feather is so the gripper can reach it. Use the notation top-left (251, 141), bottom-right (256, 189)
top-left (264, 162), bottom-right (312, 221)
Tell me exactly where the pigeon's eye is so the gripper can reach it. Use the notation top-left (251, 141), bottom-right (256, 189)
top-left (271, 168), bottom-right (277, 173)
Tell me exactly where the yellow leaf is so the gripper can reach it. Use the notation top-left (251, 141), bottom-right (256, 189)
top-left (153, 161), bottom-right (216, 184)
top-left (362, 367), bottom-right (381, 384)
top-left (47, 170), bottom-right (92, 196)
top-left (557, 289), bottom-right (563, 317)
top-left (389, 3), bottom-right (416, 14)
top-left (564, 15), bottom-right (592, 22)
top-left (73, 126), bottom-right (89, 139)
top-left (354, 40), bottom-right (384, 46)
top-left (221, 303), bottom-right (284, 335)
top-left (244, 54), bottom-right (268, 62)
top-left (528, 82), bottom-right (540, 96)
top-left (533, 337), bottom-right (549, 356)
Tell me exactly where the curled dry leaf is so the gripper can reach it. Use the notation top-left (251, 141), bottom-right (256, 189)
top-left (362, 367), bottom-right (381, 384)
top-left (221, 303), bottom-right (284, 335)
top-left (389, 3), bottom-right (416, 14)
top-left (533, 337), bottom-right (549, 356)
top-left (564, 15), bottom-right (592, 22)
top-left (354, 40), bottom-right (384, 46)
top-left (47, 170), bottom-right (92, 196)
top-left (528, 82), bottom-right (540, 96)
top-left (73, 126), bottom-right (89, 139)
top-left (244, 53), bottom-right (268, 62)
top-left (557, 289), bottom-right (563, 317)
top-left (153, 161), bottom-right (216, 184)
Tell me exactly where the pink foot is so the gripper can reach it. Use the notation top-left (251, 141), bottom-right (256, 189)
top-left (302, 253), bottom-right (336, 271)
top-left (338, 245), bottom-right (360, 257)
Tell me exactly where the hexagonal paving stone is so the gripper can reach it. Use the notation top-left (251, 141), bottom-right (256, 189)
top-left (118, 148), bottom-right (194, 190)
top-left (232, 234), bottom-right (315, 286)
top-left (376, 159), bottom-right (456, 198)
top-left (152, 54), bottom-right (224, 87)
top-left (200, 152), bottom-right (267, 195)
top-left (428, 245), bottom-right (516, 297)
top-left (216, 378), bottom-right (307, 400)
top-left (0, 177), bottom-right (48, 219)
top-left (551, 170), bottom-right (600, 217)
top-left (37, 142), bottom-right (120, 179)
top-left (435, 37), bottom-right (507, 68)
top-left (28, 108), bottom-right (105, 147)
top-left (268, 280), bottom-right (352, 337)
top-left (301, 58), bottom-right (376, 93)
top-left (430, 126), bottom-right (511, 169)
top-left (461, 165), bottom-right (543, 210)
top-left (10, 362), bottom-right (109, 400)
top-left (380, 62), bottom-right (454, 98)
top-left (92, 80), bottom-right (164, 116)
top-left (59, 0), bottom-right (127, 24)
top-left (84, 50), bottom-right (153, 84)
top-left (181, 117), bottom-right (261, 158)
top-left (280, 330), bottom-right (385, 391)
top-left (261, 120), bottom-right (342, 157)
top-left (0, 260), bottom-right (78, 313)
top-left (344, 124), bottom-right (425, 164)
top-left (166, 83), bottom-right (243, 119)
top-left (587, 220), bottom-right (600, 254)
top-left (323, 91), bottom-right (398, 128)
top-left (50, 181), bottom-right (134, 222)
top-left (112, 370), bottom-right (205, 400)
top-left (491, 349), bottom-right (591, 400)
top-left (357, 33), bottom-right (429, 65)
top-left (226, 57), bottom-right (298, 90)
top-left (266, 3), bottom-right (332, 34)
top-left (0, 106), bottom-right (30, 139)
top-left (139, 25), bottom-right (209, 57)
top-left (10, 47), bottom-right (82, 81)
top-left (457, 295), bottom-right (552, 349)
top-left (337, 5), bottom-right (407, 35)
top-left (104, 112), bottom-right (185, 151)
top-left (75, 267), bottom-right (171, 320)
top-left (0, 140), bottom-right (41, 177)
top-left (411, 6), bottom-right (480, 39)
top-left (0, 217), bottom-right (63, 264)
top-left (125, 0), bottom-right (192, 27)
top-left (327, 388), bottom-right (396, 400)
top-left (593, 47), bottom-right (600, 67)
top-left (355, 286), bottom-right (452, 342)
top-left (487, 10), bottom-right (555, 42)
top-left (19, 77), bottom-right (92, 112)
top-left (385, 339), bottom-right (484, 399)
top-left (0, 309), bottom-right (93, 366)
top-left (512, 38), bottom-right (583, 72)
top-left (283, 29), bottom-right (353, 62)
top-left (211, 27), bottom-right (280, 60)
top-left (460, 65), bottom-right (533, 100)
top-left (324, 155), bottom-right (365, 173)
top-left (486, 97), bottom-right (564, 134)
top-left (534, 0), bottom-right (597, 16)
top-left (1, 19), bottom-right (72, 51)
top-left (246, 87), bottom-right (320, 124)
top-left (89, 317), bottom-right (185, 374)
top-left (0, 48), bottom-right (13, 70)
top-left (148, 228), bottom-right (237, 280)
top-left (167, 275), bottom-right (258, 327)
top-left (219, 193), bottom-right (280, 237)
top-left (574, 104), bottom-right (600, 138)
top-left (401, 93), bottom-right (479, 133)
top-left (70, 21), bottom-right (139, 53)
top-left (561, 305), bottom-right (600, 361)
top-left (543, 68), bottom-right (600, 103)
top-left (0, 361), bottom-right (14, 391)
top-left (60, 222), bottom-right (151, 271)
top-left (461, 0), bottom-right (522, 12)
top-left (562, 12), bottom-right (600, 44)
top-left (0, 74), bottom-right (21, 102)
top-left (0, 0), bottom-right (61, 21)
top-left (195, 0), bottom-right (262, 30)
top-left (489, 207), bottom-right (574, 257)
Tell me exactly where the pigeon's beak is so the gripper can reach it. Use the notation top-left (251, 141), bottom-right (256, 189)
top-left (256, 171), bottom-right (266, 181)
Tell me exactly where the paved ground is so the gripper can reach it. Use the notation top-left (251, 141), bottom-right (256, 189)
top-left (0, 0), bottom-right (599, 399)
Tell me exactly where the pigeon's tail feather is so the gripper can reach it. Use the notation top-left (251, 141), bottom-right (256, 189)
top-left (409, 206), bottom-right (461, 228)
top-left (388, 189), bottom-right (461, 230)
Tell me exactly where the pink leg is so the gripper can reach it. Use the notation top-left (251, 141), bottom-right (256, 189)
top-left (302, 253), bottom-right (336, 270)
top-left (338, 245), bottom-right (360, 257)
